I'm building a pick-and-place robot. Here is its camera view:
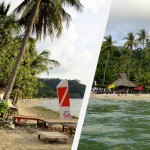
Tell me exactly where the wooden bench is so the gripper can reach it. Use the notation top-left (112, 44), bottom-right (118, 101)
top-left (38, 131), bottom-right (68, 144)
top-left (12, 115), bottom-right (44, 126)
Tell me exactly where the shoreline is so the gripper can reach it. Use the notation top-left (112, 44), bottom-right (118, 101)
top-left (17, 98), bottom-right (78, 119)
top-left (38, 98), bottom-right (81, 118)
top-left (90, 94), bottom-right (150, 100)
top-left (17, 98), bottom-right (59, 119)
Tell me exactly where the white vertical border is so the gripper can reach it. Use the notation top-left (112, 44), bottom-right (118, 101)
top-left (71, 0), bottom-right (112, 149)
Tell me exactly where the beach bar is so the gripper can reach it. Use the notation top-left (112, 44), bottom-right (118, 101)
top-left (112, 73), bottom-right (136, 92)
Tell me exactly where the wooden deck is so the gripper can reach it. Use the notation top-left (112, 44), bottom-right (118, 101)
top-left (42, 119), bottom-right (77, 130)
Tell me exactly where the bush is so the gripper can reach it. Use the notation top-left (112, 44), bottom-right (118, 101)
top-left (0, 100), bottom-right (9, 114)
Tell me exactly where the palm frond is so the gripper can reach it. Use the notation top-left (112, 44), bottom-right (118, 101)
top-left (61, 0), bottom-right (83, 11)
top-left (14, 0), bottom-right (83, 40)
top-left (0, 1), bottom-right (10, 17)
top-left (13, 0), bottom-right (32, 16)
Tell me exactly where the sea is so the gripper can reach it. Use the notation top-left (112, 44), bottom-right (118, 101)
top-left (39, 98), bottom-right (83, 117)
top-left (78, 98), bottom-right (150, 150)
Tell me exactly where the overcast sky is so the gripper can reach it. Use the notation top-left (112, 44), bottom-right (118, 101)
top-left (105, 0), bottom-right (150, 46)
top-left (4, 0), bottom-right (110, 85)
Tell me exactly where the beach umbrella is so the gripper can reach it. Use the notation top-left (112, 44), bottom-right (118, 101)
top-left (134, 86), bottom-right (143, 91)
top-left (57, 80), bottom-right (71, 120)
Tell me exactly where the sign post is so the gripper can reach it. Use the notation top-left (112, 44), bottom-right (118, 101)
top-left (57, 80), bottom-right (71, 119)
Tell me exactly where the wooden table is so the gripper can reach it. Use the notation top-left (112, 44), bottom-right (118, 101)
top-left (12, 115), bottom-right (44, 126)
top-left (38, 131), bottom-right (68, 144)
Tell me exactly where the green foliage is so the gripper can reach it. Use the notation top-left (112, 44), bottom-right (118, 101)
top-left (34, 78), bottom-right (86, 99)
top-left (15, 0), bottom-right (83, 40)
top-left (95, 33), bottom-right (150, 92)
top-left (0, 1), bottom-right (83, 100)
top-left (0, 100), bottom-right (9, 113)
top-left (0, 4), bottom-right (60, 98)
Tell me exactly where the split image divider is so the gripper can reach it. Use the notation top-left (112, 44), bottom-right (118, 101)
top-left (72, 0), bottom-right (112, 149)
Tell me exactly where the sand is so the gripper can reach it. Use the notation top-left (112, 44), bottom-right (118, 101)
top-left (17, 98), bottom-right (60, 119)
top-left (0, 98), bottom-right (75, 150)
top-left (90, 93), bottom-right (150, 100)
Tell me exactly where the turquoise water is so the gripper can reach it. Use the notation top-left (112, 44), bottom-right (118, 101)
top-left (78, 99), bottom-right (150, 150)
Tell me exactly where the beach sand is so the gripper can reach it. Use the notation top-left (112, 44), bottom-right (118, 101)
top-left (0, 98), bottom-right (76, 150)
top-left (90, 93), bottom-right (150, 100)
top-left (17, 98), bottom-right (60, 119)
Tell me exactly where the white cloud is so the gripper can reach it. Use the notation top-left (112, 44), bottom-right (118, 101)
top-left (106, 0), bottom-right (150, 45)
top-left (81, 0), bottom-right (101, 13)
top-left (37, 23), bottom-right (94, 83)
top-left (5, 0), bottom-right (22, 13)
top-left (3, 0), bottom-right (110, 85)
top-left (110, 0), bottom-right (150, 22)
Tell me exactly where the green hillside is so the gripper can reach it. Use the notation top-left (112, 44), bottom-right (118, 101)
top-left (35, 78), bottom-right (86, 99)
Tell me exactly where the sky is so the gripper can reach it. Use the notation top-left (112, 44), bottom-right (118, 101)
top-left (105, 0), bottom-right (150, 46)
top-left (4, 0), bottom-right (109, 85)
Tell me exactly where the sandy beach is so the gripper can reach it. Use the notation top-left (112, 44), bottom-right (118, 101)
top-left (90, 94), bottom-right (150, 100)
top-left (17, 98), bottom-right (60, 119)
top-left (0, 98), bottom-right (76, 150)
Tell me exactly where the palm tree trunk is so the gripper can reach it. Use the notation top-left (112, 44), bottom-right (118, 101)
top-left (102, 52), bottom-right (109, 86)
top-left (124, 61), bottom-right (126, 74)
top-left (3, 0), bottom-right (41, 100)
top-left (139, 51), bottom-right (144, 68)
top-left (127, 49), bottom-right (133, 89)
top-left (139, 42), bottom-right (144, 70)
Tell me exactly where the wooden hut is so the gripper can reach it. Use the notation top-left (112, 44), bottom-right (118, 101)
top-left (113, 73), bottom-right (136, 92)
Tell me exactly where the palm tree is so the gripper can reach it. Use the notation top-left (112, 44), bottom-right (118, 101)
top-left (97, 57), bottom-right (106, 69)
top-left (119, 49), bottom-right (130, 74)
top-left (0, 2), bottom-right (10, 17)
top-left (13, 37), bottom-right (60, 98)
top-left (3, 0), bottom-right (83, 99)
top-left (102, 35), bottom-right (116, 85)
top-left (113, 63), bottom-right (123, 76)
top-left (0, 2), bottom-right (18, 48)
top-left (133, 60), bottom-right (141, 81)
top-left (136, 29), bottom-right (149, 69)
top-left (22, 37), bottom-right (60, 76)
top-left (124, 32), bottom-right (137, 88)
top-left (30, 50), bottom-right (60, 75)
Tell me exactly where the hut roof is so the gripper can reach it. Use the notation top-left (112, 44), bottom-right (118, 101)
top-left (113, 73), bottom-right (136, 87)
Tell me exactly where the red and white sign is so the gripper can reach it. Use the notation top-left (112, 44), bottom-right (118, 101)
top-left (57, 80), bottom-right (71, 119)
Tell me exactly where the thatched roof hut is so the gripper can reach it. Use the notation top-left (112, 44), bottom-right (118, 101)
top-left (113, 73), bottom-right (136, 88)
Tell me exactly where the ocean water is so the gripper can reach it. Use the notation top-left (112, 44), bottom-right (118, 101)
top-left (39, 98), bottom-right (83, 117)
top-left (78, 99), bottom-right (150, 150)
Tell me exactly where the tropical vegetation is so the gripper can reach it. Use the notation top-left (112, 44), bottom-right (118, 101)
top-left (95, 30), bottom-right (150, 92)
top-left (1, 0), bottom-right (83, 100)
top-left (0, 0), bottom-right (83, 97)
top-left (35, 78), bottom-right (86, 99)
top-left (0, 1), bottom-right (83, 116)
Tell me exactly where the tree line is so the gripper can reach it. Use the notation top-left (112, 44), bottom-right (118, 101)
top-left (35, 78), bottom-right (86, 99)
top-left (95, 29), bottom-right (150, 92)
